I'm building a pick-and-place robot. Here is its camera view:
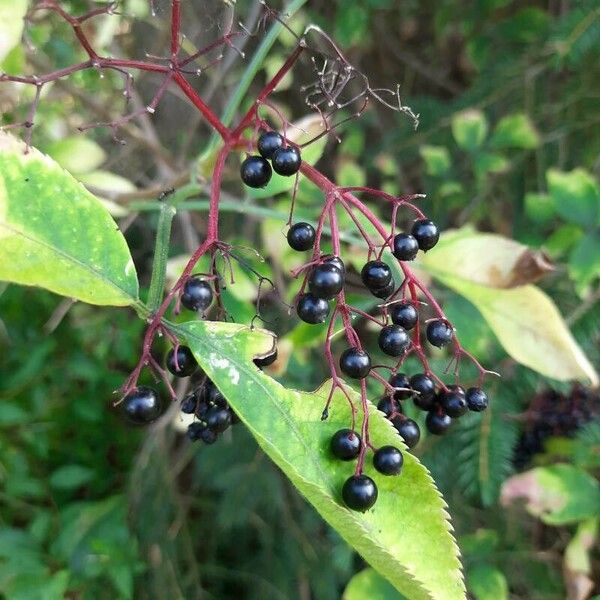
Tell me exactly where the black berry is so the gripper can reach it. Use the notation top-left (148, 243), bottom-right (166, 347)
top-left (308, 263), bottom-right (344, 300)
top-left (166, 345), bottom-right (197, 377)
top-left (272, 146), bottom-right (301, 176)
top-left (377, 396), bottom-right (402, 418)
top-left (257, 130), bottom-right (284, 159)
top-left (187, 421), bottom-right (207, 441)
top-left (411, 219), bottom-right (440, 251)
top-left (426, 410), bottom-right (452, 435)
top-left (389, 372), bottom-right (413, 400)
top-left (373, 446), bottom-right (403, 475)
top-left (392, 417), bottom-right (421, 448)
top-left (466, 387), bottom-right (489, 412)
top-left (206, 406), bottom-right (232, 433)
top-left (378, 325), bottom-right (411, 357)
top-left (390, 301), bottom-right (418, 330)
top-left (392, 233), bottom-right (419, 261)
top-left (440, 385), bottom-right (467, 418)
top-left (324, 255), bottom-right (345, 274)
top-left (342, 474), bottom-right (378, 512)
top-left (339, 348), bottom-right (371, 379)
top-left (330, 429), bottom-right (361, 461)
top-left (371, 278), bottom-right (395, 299)
top-left (410, 373), bottom-right (436, 410)
top-left (181, 277), bottom-right (213, 312)
top-left (254, 348), bottom-right (278, 369)
top-left (297, 293), bottom-right (330, 324)
top-left (180, 393), bottom-right (197, 414)
top-left (122, 386), bottom-right (163, 424)
top-left (240, 155), bottom-right (272, 188)
top-left (361, 260), bottom-right (392, 291)
top-left (426, 319), bottom-right (453, 348)
top-left (287, 222), bottom-right (315, 251)
top-left (200, 427), bottom-right (218, 444)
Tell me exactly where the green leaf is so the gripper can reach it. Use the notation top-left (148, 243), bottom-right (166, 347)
top-left (451, 110), bottom-right (488, 152)
top-left (419, 145), bottom-right (451, 177)
top-left (490, 113), bottom-right (540, 149)
top-left (45, 137), bottom-right (106, 175)
top-left (49, 464), bottom-right (95, 490)
top-left (501, 464), bottom-right (600, 525)
top-left (179, 320), bottom-right (465, 600)
top-left (569, 231), bottom-right (600, 294)
top-left (524, 192), bottom-right (555, 223)
top-left (547, 168), bottom-right (600, 227)
top-left (473, 152), bottom-right (509, 179)
top-left (248, 115), bottom-right (328, 199)
top-left (544, 223), bottom-right (584, 257)
top-left (0, 0), bottom-right (27, 63)
top-left (344, 568), bottom-right (407, 599)
top-left (0, 132), bottom-right (139, 306)
top-left (466, 565), bottom-right (508, 600)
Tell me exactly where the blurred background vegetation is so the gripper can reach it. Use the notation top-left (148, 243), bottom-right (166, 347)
top-left (1, 0), bottom-right (599, 598)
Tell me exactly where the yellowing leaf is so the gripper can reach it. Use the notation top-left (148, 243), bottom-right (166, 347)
top-left (46, 137), bottom-right (106, 175)
top-left (0, 0), bottom-right (27, 63)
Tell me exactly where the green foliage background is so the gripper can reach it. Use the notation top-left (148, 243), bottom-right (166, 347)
top-left (1, 0), bottom-right (599, 598)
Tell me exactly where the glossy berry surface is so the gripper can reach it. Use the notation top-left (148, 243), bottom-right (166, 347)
top-left (426, 319), bottom-right (454, 348)
top-left (122, 386), bottom-right (162, 424)
top-left (378, 325), bottom-right (411, 357)
top-left (466, 387), bottom-right (489, 412)
top-left (324, 255), bottom-right (345, 274)
top-left (377, 396), bottom-right (401, 418)
top-left (389, 372), bottom-right (413, 400)
top-left (181, 277), bottom-right (213, 312)
top-left (206, 406), bottom-right (232, 432)
top-left (411, 219), bottom-right (440, 251)
top-left (330, 429), bottom-right (361, 461)
top-left (342, 475), bottom-right (378, 512)
top-left (257, 130), bottom-right (284, 159)
top-left (426, 410), bottom-right (452, 435)
top-left (390, 301), bottom-right (418, 330)
top-left (410, 373), bottom-right (436, 410)
top-left (361, 260), bottom-right (392, 291)
top-left (272, 146), bottom-right (301, 176)
top-left (166, 345), bottom-right (197, 377)
top-left (392, 232), bottom-right (419, 261)
top-left (308, 263), bottom-right (344, 300)
top-left (339, 348), bottom-right (371, 379)
top-left (392, 417), bottom-right (421, 448)
top-left (296, 293), bottom-right (330, 324)
top-left (240, 155), bottom-right (272, 188)
top-left (371, 278), bottom-right (395, 299)
top-left (440, 386), bottom-right (467, 418)
top-left (287, 222), bottom-right (315, 251)
top-left (373, 446), bottom-right (403, 475)
top-left (254, 348), bottom-right (278, 369)
top-left (180, 393), bottom-right (197, 414)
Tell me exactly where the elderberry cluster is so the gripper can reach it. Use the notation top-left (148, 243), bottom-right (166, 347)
top-left (240, 131), bottom-right (302, 189)
top-left (330, 428), bottom-right (403, 511)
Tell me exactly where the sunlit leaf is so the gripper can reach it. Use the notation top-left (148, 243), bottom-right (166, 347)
top-left (451, 110), bottom-right (488, 152)
top-left (0, 0), bottom-right (27, 62)
top-left (343, 568), bottom-right (406, 599)
top-left (420, 145), bottom-right (451, 177)
top-left (547, 168), bottom-right (600, 227)
top-left (46, 137), bottom-right (106, 175)
top-left (490, 113), bottom-right (540, 149)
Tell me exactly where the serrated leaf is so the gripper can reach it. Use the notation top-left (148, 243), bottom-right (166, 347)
top-left (466, 565), bottom-right (508, 600)
top-left (490, 113), bottom-right (540, 149)
top-left (547, 168), bottom-right (600, 227)
top-left (0, 132), bottom-right (139, 306)
top-left (46, 137), bottom-right (106, 175)
top-left (179, 320), bottom-right (465, 600)
top-left (0, 0), bottom-right (27, 62)
top-left (501, 464), bottom-right (600, 525)
top-left (451, 110), bottom-right (488, 152)
top-left (419, 145), bottom-right (451, 177)
top-left (344, 568), bottom-right (406, 599)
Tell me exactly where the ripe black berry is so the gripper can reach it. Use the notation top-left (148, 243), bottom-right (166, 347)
top-left (187, 421), bottom-right (207, 441)
top-left (342, 475), bottom-right (378, 511)
top-left (181, 277), bottom-right (213, 312)
top-left (378, 325), bottom-right (411, 357)
top-left (122, 386), bottom-right (163, 424)
top-left (371, 277), bottom-right (395, 299)
top-left (392, 233), bottom-right (419, 261)
top-left (200, 427), bottom-right (218, 444)
top-left (377, 396), bottom-right (402, 418)
top-left (410, 373), bottom-right (436, 410)
top-left (257, 130), bottom-right (284, 159)
top-left (466, 387), bottom-right (489, 412)
top-left (339, 348), bottom-right (371, 379)
top-left (373, 446), bottom-right (403, 475)
top-left (411, 219), bottom-right (440, 251)
top-left (240, 155), bottom-right (272, 188)
top-left (390, 301), bottom-right (418, 330)
top-left (330, 429), bottom-right (361, 460)
top-left (166, 345), bottom-right (197, 377)
top-left (426, 410), bottom-right (452, 435)
top-left (206, 406), bottom-right (232, 433)
top-left (181, 393), bottom-right (197, 414)
top-left (389, 372), bottom-right (413, 400)
top-left (324, 255), bottom-right (345, 274)
top-left (392, 417), bottom-right (421, 448)
top-left (440, 385), bottom-right (467, 418)
top-left (308, 263), bottom-right (344, 300)
top-left (287, 222), bottom-right (315, 251)
top-left (272, 146), bottom-right (301, 176)
top-left (361, 260), bottom-right (392, 291)
top-left (426, 319), bottom-right (454, 348)
top-left (296, 293), bottom-right (330, 324)
top-left (254, 348), bottom-right (278, 369)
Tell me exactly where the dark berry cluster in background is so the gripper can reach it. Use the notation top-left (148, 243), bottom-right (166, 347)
top-left (513, 384), bottom-right (599, 469)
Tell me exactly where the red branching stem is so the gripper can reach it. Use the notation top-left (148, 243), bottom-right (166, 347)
top-left (170, 0), bottom-right (181, 57)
